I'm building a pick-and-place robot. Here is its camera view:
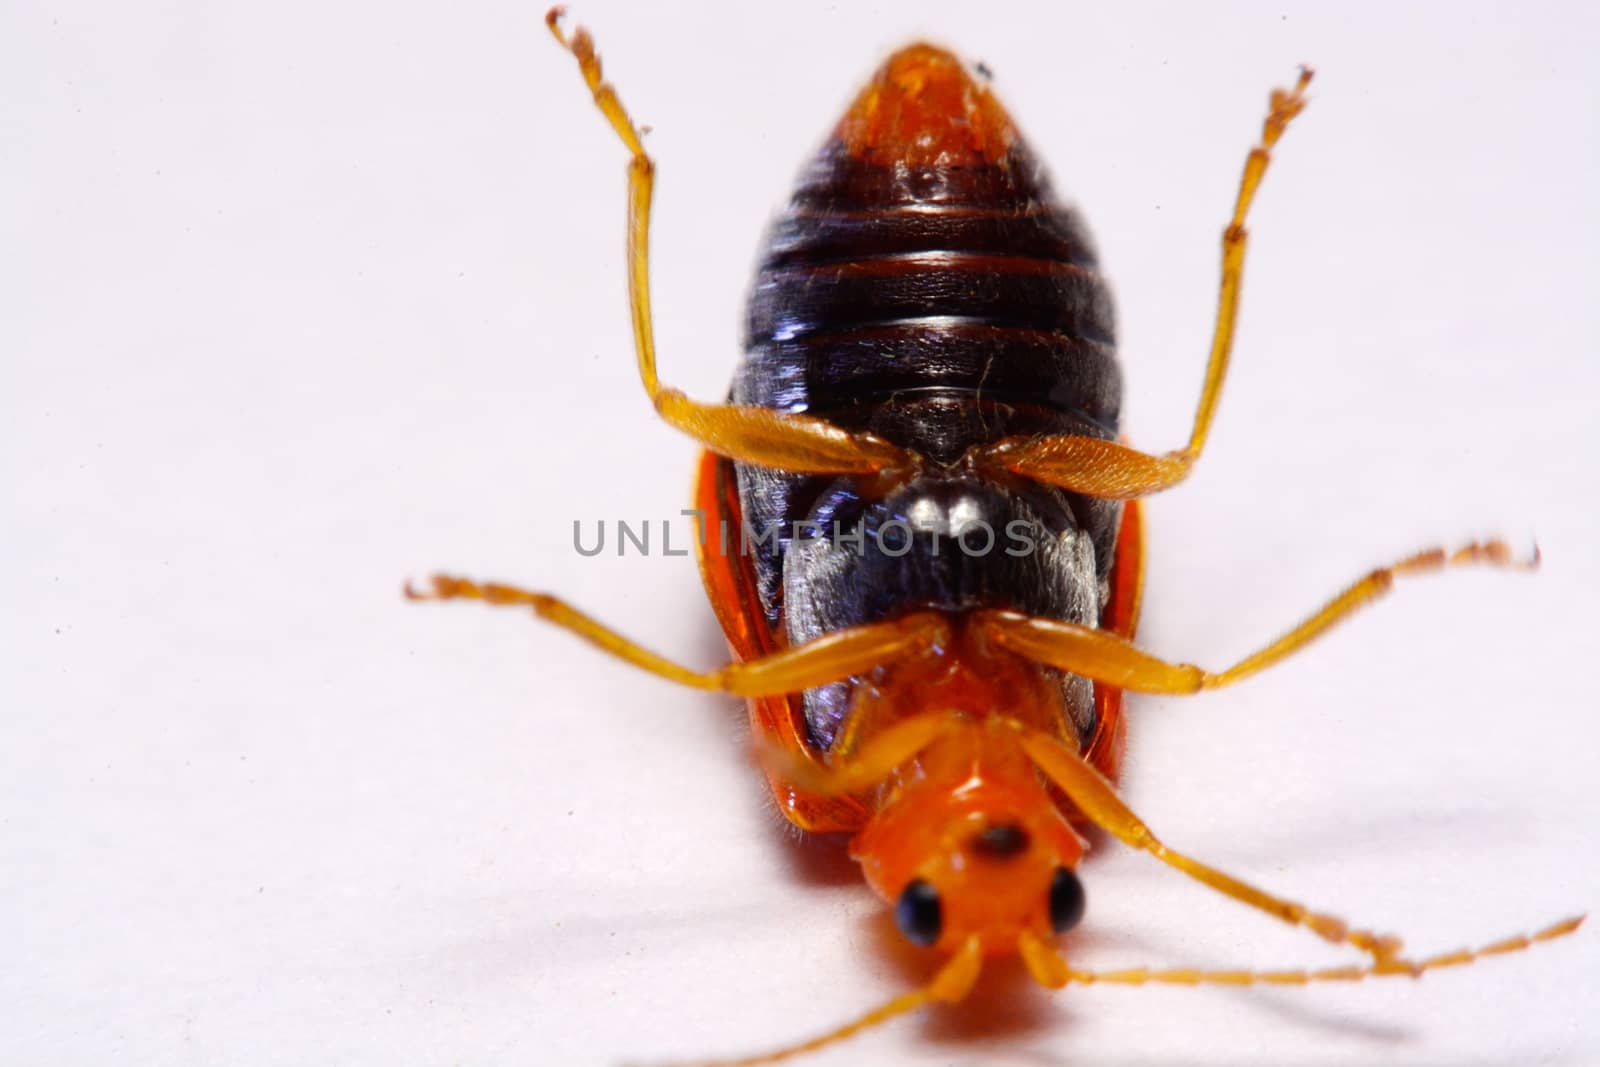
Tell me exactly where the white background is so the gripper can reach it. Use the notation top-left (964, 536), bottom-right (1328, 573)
top-left (5, 2), bottom-right (1598, 1065)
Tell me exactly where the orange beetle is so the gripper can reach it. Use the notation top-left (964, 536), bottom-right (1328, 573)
top-left (409, 10), bottom-right (1581, 1064)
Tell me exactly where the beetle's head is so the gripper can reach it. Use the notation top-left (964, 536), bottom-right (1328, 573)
top-left (850, 766), bottom-right (1087, 957)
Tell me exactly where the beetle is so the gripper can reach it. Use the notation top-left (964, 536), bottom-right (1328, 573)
top-left (407, 9), bottom-right (1582, 1064)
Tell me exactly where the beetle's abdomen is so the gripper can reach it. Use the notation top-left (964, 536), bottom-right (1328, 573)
top-left (737, 43), bottom-right (1120, 446)
top-left (731, 45), bottom-right (1124, 630)
top-left (738, 132), bottom-right (1122, 448)
top-left (739, 147), bottom-right (1121, 443)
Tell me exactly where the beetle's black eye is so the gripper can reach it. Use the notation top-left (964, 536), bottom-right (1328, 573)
top-left (895, 878), bottom-right (943, 946)
top-left (1049, 866), bottom-right (1086, 933)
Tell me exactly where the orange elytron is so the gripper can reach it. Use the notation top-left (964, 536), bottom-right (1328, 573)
top-left (408, 10), bottom-right (1582, 1064)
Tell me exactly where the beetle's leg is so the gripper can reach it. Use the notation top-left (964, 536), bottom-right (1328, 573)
top-left (406, 574), bottom-right (947, 697)
top-left (969, 69), bottom-right (1312, 499)
top-left (742, 690), bottom-right (871, 833)
top-left (1017, 917), bottom-right (1583, 989)
top-left (978, 540), bottom-right (1537, 694)
top-left (1013, 723), bottom-right (1407, 964)
top-left (755, 710), bottom-right (965, 797)
top-left (545, 9), bottom-right (914, 478)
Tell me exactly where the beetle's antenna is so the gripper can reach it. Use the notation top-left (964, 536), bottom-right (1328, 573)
top-left (651, 936), bottom-right (983, 1067)
top-left (1018, 915), bottom-right (1582, 990)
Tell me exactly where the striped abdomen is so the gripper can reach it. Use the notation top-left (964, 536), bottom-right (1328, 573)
top-left (729, 46), bottom-right (1124, 634)
top-left (738, 141), bottom-right (1121, 457)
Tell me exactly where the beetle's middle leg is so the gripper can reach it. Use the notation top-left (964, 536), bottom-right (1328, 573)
top-left (975, 539), bottom-right (1537, 694)
top-left (969, 69), bottom-right (1313, 500)
top-left (546, 10), bottom-right (913, 479)
top-left (405, 573), bottom-right (947, 697)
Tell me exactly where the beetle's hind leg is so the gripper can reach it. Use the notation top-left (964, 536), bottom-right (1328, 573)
top-left (970, 69), bottom-right (1313, 499)
top-left (545, 9), bottom-right (912, 478)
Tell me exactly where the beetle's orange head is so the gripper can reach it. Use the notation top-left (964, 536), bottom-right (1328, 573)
top-left (850, 757), bottom-right (1087, 957)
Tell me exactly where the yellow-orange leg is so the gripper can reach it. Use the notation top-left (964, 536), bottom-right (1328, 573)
top-left (545, 9), bottom-right (914, 478)
top-left (676, 935), bottom-right (983, 1067)
top-left (1019, 916), bottom-right (1583, 989)
top-left (979, 539), bottom-right (1538, 694)
top-left (405, 574), bottom-right (947, 697)
top-left (755, 710), bottom-right (965, 797)
top-left (1013, 723), bottom-right (1405, 964)
top-left (971, 69), bottom-right (1313, 499)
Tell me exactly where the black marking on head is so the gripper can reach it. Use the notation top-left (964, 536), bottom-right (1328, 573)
top-left (895, 878), bottom-right (943, 947)
top-left (1049, 866), bottom-right (1086, 933)
top-left (972, 823), bottom-right (1031, 859)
